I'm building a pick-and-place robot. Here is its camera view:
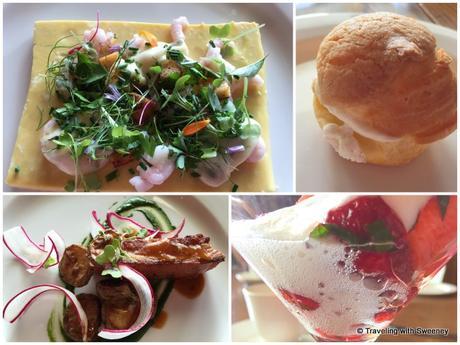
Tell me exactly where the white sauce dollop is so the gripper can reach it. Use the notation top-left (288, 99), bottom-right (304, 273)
top-left (323, 123), bottom-right (366, 163)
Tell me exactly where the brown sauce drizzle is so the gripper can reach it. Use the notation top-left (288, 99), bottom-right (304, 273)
top-left (174, 274), bottom-right (205, 299)
top-left (152, 310), bottom-right (168, 329)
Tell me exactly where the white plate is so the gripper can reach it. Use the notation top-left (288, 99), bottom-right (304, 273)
top-left (3, 3), bottom-right (293, 192)
top-left (2, 195), bottom-right (229, 341)
top-left (232, 319), bottom-right (314, 342)
top-left (419, 282), bottom-right (457, 296)
top-left (296, 13), bottom-right (457, 192)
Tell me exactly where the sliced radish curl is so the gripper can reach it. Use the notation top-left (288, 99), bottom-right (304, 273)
top-left (106, 211), bottom-right (157, 235)
top-left (3, 226), bottom-right (65, 273)
top-left (90, 210), bottom-right (106, 238)
top-left (98, 264), bottom-right (155, 340)
top-left (3, 266), bottom-right (155, 340)
top-left (156, 219), bottom-right (185, 239)
top-left (3, 284), bottom-right (88, 341)
top-left (91, 211), bottom-right (185, 239)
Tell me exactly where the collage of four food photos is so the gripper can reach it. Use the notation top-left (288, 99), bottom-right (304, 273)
top-left (2, 1), bottom-right (458, 343)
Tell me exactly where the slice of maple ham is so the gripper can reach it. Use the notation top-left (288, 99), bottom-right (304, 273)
top-left (89, 232), bottom-right (225, 280)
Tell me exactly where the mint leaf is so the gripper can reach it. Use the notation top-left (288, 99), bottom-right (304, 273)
top-left (209, 24), bottom-right (231, 38)
top-left (310, 223), bottom-right (361, 244)
top-left (437, 196), bottom-right (449, 219)
top-left (324, 224), bottom-right (362, 244)
top-left (310, 224), bottom-right (329, 239)
top-left (366, 221), bottom-right (395, 252)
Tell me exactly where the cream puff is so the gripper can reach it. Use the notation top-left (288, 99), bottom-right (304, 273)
top-left (313, 12), bottom-right (457, 165)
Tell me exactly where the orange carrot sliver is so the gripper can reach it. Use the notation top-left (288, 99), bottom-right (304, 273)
top-left (139, 30), bottom-right (158, 47)
top-left (183, 119), bottom-right (211, 136)
top-left (99, 52), bottom-right (119, 69)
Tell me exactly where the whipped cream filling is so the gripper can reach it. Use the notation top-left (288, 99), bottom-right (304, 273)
top-left (232, 195), bottom-right (431, 241)
top-left (325, 104), bottom-right (401, 143)
top-left (322, 123), bottom-right (366, 163)
top-left (382, 195), bottom-right (431, 230)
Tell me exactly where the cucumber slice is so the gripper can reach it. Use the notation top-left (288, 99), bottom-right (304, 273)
top-left (114, 197), bottom-right (174, 231)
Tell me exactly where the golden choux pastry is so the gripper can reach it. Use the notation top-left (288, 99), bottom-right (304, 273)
top-left (313, 12), bottom-right (457, 165)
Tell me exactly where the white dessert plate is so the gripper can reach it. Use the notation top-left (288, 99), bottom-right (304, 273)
top-left (3, 3), bottom-right (293, 192)
top-left (296, 13), bottom-right (457, 192)
top-left (232, 319), bottom-right (315, 342)
top-left (419, 282), bottom-right (457, 296)
top-left (3, 195), bottom-right (229, 341)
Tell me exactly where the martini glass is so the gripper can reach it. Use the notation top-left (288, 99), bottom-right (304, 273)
top-left (231, 195), bottom-right (457, 342)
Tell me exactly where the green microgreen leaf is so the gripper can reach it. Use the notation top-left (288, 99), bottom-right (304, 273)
top-left (101, 266), bottom-right (123, 279)
top-left (95, 244), bottom-right (116, 265)
top-left (240, 120), bottom-right (261, 139)
top-left (232, 56), bottom-right (266, 78)
top-left (137, 228), bottom-right (148, 238)
top-left (209, 24), bottom-right (231, 38)
top-left (201, 148), bottom-right (217, 159)
top-left (221, 44), bottom-right (234, 57)
top-left (43, 257), bottom-right (57, 269)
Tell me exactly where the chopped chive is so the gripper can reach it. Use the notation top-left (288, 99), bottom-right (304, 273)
top-left (231, 184), bottom-right (239, 192)
top-left (128, 168), bottom-right (136, 175)
top-left (139, 161), bottom-right (148, 171)
top-left (105, 169), bottom-right (119, 182)
top-left (14, 165), bottom-right (20, 174)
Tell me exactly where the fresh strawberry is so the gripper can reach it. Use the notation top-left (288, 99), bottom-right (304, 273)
top-left (326, 197), bottom-right (410, 280)
top-left (314, 328), bottom-right (368, 342)
top-left (374, 310), bottom-right (397, 323)
top-left (407, 196), bottom-right (457, 279)
top-left (354, 251), bottom-right (392, 276)
top-left (326, 197), bottom-right (406, 240)
top-left (279, 288), bottom-right (320, 311)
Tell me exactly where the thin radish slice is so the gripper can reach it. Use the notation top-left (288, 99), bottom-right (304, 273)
top-left (3, 284), bottom-right (88, 341)
top-left (91, 210), bottom-right (106, 237)
top-left (41, 230), bottom-right (66, 269)
top-left (157, 219), bottom-right (185, 239)
top-left (3, 227), bottom-right (65, 273)
top-left (98, 265), bottom-right (155, 340)
top-left (106, 211), bottom-right (155, 234)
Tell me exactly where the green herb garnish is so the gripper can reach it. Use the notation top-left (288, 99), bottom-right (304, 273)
top-left (105, 169), bottom-right (119, 182)
top-left (310, 222), bottom-right (395, 252)
top-left (210, 24), bottom-right (231, 38)
top-left (45, 25), bottom-right (267, 191)
top-left (43, 257), bottom-right (57, 269)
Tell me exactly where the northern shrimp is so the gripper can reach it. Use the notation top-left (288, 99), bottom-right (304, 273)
top-left (129, 145), bottom-right (175, 192)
